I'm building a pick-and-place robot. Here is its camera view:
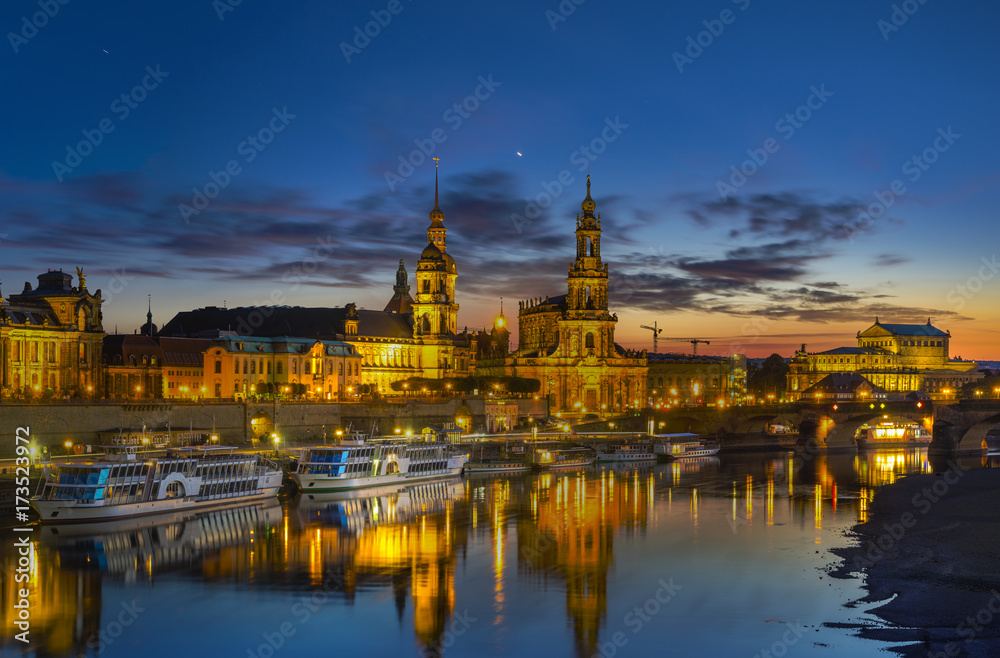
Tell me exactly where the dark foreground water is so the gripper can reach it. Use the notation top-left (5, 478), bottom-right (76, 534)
top-left (1, 449), bottom-right (991, 657)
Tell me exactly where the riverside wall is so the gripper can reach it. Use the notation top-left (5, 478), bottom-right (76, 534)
top-left (0, 398), bottom-right (549, 452)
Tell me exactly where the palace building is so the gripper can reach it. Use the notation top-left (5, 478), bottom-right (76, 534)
top-left (0, 269), bottom-right (104, 399)
top-left (502, 177), bottom-right (647, 413)
top-left (786, 318), bottom-right (981, 400)
top-left (156, 166), bottom-right (475, 398)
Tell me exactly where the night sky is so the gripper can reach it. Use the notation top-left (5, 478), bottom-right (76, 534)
top-left (2, 0), bottom-right (998, 358)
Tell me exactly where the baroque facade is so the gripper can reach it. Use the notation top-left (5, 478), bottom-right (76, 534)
top-left (0, 269), bottom-right (104, 399)
top-left (786, 318), bottom-right (981, 400)
top-left (156, 167), bottom-right (474, 397)
top-left (504, 178), bottom-right (647, 413)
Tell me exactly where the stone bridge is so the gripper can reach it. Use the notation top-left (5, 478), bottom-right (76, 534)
top-left (647, 400), bottom-right (999, 454)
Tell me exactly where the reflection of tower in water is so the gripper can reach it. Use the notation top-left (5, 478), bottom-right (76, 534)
top-left (515, 468), bottom-right (654, 658)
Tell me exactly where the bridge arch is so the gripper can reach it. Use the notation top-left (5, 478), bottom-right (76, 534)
top-left (933, 413), bottom-right (1000, 453)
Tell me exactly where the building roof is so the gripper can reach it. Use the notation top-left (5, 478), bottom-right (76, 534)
top-left (812, 346), bottom-right (888, 356)
top-left (208, 335), bottom-right (357, 356)
top-left (800, 373), bottom-right (888, 398)
top-left (383, 291), bottom-right (414, 315)
top-left (860, 319), bottom-right (950, 338)
top-left (158, 337), bottom-right (213, 366)
top-left (158, 306), bottom-right (415, 340)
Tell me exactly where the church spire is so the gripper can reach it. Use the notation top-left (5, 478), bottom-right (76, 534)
top-left (581, 174), bottom-right (596, 217)
top-left (429, 157), bottom-right (444, 229)
top-left (147, 294), bottom-right (152, 325)
top-left (394, 258), bottom-right (410, 294)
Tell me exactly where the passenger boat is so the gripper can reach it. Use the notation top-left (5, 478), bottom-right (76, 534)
top-left (292, 439), bottom-right (467, 492)
top-left (530, 444), bottom-right (595, 470)
top-left (31, 445), bottom-right (282, 523)
top-left (463, 458), bottom-right (532, 474)
top-left (653, 435), bottom-right (720, 461)
top-left (855, 422), bottom-right (931, 449)
top-left (593, 441), bottom-right (656, 462)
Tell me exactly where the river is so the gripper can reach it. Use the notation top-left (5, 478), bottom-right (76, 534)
top-left (1, 448), bottom-right (991, 657)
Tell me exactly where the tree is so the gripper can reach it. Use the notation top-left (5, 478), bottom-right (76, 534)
top-left (957, 375), bottom-right (1000, 400)
top-left (748, 354), bottom-right (789, 401)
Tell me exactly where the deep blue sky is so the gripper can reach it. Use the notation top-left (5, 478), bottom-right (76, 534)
top-left (2, 0), bottom-right (998, 357)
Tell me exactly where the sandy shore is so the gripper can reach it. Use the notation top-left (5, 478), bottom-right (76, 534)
top-left (831, 466), bottom-right (1000, 656)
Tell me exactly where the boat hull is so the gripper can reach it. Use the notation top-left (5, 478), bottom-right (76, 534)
top-left (463, 462), bottom-right (532, 473)
top-left (594, 454), bottom-right (656, 463)
top-left (541, 458), bottom-right (594, 470)
top-left (655, 447), bottom-right (720, 462)
top-left (31, 486), bottom-right (281, 523)
top-left (292, 466), bottom-right (464, 492)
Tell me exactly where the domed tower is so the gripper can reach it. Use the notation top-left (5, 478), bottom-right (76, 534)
top-left (412, 161), bottom-right (459, 336)
top-left (567, 175), bottom-right (609, 313)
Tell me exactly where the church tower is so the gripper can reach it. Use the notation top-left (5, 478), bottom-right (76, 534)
top-left (412, 161), bottom-right (459, 336)
top-left (384, 258), bottom-right (414, 315)
top-left (567, 176), bottom-right (609, 313)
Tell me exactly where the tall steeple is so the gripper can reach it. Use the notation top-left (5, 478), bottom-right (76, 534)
top-left (413, 161), bottom-right (459, 337)
top-left (567, 175), bottom-right (608, 312)
top-left (428, 157), bottom-right (446, 241)
top-left (140, 294), bottom-right (158, 337)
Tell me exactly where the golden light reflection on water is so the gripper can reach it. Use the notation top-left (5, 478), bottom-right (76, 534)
top-left (2, 447), bottom-right (945, 657)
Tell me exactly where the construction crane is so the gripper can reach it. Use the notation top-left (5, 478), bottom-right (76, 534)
top-left (661, 337), bottom-right (711, 356)
top-left (639, 321), bottom-right (663, 352)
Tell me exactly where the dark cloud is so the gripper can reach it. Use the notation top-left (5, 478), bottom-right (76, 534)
top-left (874, 253), bottom-right (910, 267)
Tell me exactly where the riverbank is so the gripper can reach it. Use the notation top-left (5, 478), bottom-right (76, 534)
top-left (831, 466), bottom-right (1000, 656)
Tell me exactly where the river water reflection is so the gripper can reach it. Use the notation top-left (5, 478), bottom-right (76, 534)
top-left (2, 449), bottom-right (990, 657)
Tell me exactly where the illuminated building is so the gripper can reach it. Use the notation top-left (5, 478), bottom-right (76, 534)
top-left (0, 268), bottom-right (104, 399)
top-left (647, 353), bottom-right (746, 407)
top-left (102, 303), bottom-right (213, 400)
top-left (204, 335), bottom-right (362, 400)
top-left (798, 372), bottom-right (888, 401)
top-left (505, 178), bottom-right (647, 413)
top-left (786, 318), bottom-right (981, 400)
top-left (102, 334), bottom-right (164, 400)
top-left (157, 169), bottom-right (475, 397)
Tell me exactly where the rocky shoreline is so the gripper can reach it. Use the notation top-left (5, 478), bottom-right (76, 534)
top-left (831, 465), bottom-right (1000, 656)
